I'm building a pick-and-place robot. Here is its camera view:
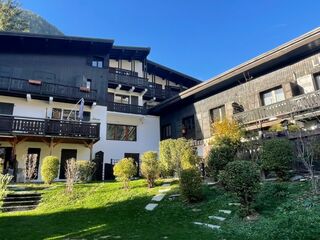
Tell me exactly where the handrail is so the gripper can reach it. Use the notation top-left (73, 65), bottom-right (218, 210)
top-left (234, 89), bottom-right (320, 124)
top-left (0, 75), bottom-right (98, 101)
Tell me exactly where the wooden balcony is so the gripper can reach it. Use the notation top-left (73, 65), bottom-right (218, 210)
top-left (234, 89), bottom-right (320, 125)
top-left (107, 102), bottom-right (148, 115)
top-left (108, 68), bottom-right (150, 89)
top-left (0, 115), bottom-right (100, 140)
top-left (0, 76), bottom-right (97, 102)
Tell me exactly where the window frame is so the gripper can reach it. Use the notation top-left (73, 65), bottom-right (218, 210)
top-left (209, 105), bottom-right (226, 124)
top-left (260, 86), bottom-right (285, 106)
top-left (161, 124), bottom-right (172, 139)
top-left (91, 56), bottom-right (104, 68)
top-left (107, 123), bottom-right (137, 142)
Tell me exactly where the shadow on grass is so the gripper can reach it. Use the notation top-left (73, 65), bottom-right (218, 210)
top-left (0, 195), bottom-right (155, 240)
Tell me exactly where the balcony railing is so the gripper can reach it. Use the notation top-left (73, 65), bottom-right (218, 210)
top-left (0, 115), bottom-right (100, 139)
top-left (0, 76), bottom-right (97, 102)
top-left (108, 69), bottom-right (150, 89)
top-left (107, 102), bottom-right (148, 115)
top-left (234, 89), bottom-right (320, 124)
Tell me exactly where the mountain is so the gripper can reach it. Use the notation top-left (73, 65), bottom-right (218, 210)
top-left (21, 10), bottom-right (63, 36)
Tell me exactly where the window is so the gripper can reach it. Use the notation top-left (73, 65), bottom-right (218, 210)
top-left (51, 108), bottom-right (90, 121)
top-left (161, 124), bottom-right (172, 139)
top-left (314, 73), bottom-right (320, 90)
top-left (209, 106), bottom-right (225, 123)
top-left (114, 94), bottom-right (129, 104)
top-left (91, 57), bottom-right (104, 68)
top-left (107, 124), bottom-right (137, 141)
top-left (261, 87), bottom-right (285, 106)
top-left (0, 103), bottom-right (14, 115)
top-left (182, 115), bottom-right (195, 139)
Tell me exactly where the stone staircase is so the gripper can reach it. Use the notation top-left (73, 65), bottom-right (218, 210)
top-left (1, 186), bottom-right (42, 212)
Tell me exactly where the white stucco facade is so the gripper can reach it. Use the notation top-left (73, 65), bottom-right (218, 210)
top-left (104, 112), bottom-right (160, 163)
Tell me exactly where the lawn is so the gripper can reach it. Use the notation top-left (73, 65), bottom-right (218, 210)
top-left (0, 180), bottom-right (319, 240)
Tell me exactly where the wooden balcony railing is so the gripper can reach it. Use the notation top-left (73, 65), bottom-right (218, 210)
top-left (0, 115), bottom-right (100, 139)
top-left (234, 89), bottom-right (320, 124)
top-left (107, 102), bottom-right (148, 115)
top-left (0, 76), bottom-right (97, 102)
top-left (108, 70), bottom-right (150, 89)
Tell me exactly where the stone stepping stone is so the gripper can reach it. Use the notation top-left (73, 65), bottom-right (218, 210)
top-left (228, 203), bottom-right (241, 206)
top-left (161, 183), bottom-right (171, 187)
top-left (159, 188), bottom-right (170, 193)
top-left (192, 208), bottom-right (201, 212)
top-left (193, 222), bottom-right (221, 230)
top-left (145, 203), bottom-right (158, 211)
top-left (168, 194), bottom-right (181, 200)
top-left (208, 215), bottom-right (226, 221)
top-left (219, 210), bottom-right (232, 214)
top-left (152, 194), bottom-right (166, 202)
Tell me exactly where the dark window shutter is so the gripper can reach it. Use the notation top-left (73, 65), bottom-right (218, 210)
top-left (108, 93), bottom-right (114, 102)
top-left (83, 111), bottom-right (91, 121)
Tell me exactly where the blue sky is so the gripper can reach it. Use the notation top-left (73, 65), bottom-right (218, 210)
top-left (20, 0), bottom-right (320, 80)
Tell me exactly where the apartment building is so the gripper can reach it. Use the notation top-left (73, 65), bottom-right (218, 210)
top-left (0, 32), bottom-right (199, 182)
top-left (153, 28), bottom-right (320, 157)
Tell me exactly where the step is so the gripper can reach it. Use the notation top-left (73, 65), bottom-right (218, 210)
top-left (1, 204), bottom-right (38, 212)
top-left (6, 193), bottom-right (41, 198)
top-left (208, 216), bottom-right (226, 221)
top-left (219, 210), bottom-right (232, 214)
top-left (4, 196), bottom-right (41, 202)
top-left (145, 203), bottom-right (158, 211)
top-left (193, 222), bottom-right (221, 230)
top-left (2, 200), bottom-right (40, 207)
top-left (151, 194), bottom-right (166, 202)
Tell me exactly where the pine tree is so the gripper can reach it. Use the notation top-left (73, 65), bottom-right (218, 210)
top-left (0, 0), bottom-right (29, 32)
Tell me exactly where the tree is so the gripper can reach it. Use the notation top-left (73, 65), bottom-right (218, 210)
top-left (0, 173), bottom-right (13, 200)
top-left (260, 138), bottom-right (293, 180)
top-left (141, 151), bottom-right (160, 188)
top-left (24, 153), bottom-right (38, 183)
top-left (207, 137), bottom-right (237, 180)
top-left (296, 135), bottom-right (320, 194)
top-left (210, 119), bottom-right (244, 144)
top-left (113, 158), bottom-right (137, 189)
top-left (65, 158), bottom-right (78, 193)
top-left (0, 0), bottom-right (29, 32)
top-left (219, 161), bottom-right (260, 216)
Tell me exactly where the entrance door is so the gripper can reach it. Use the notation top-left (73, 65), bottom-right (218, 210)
top-left (59, 149), bottom-right (77, 179)
top-left (27, 148), bottom-right (41, 180)
top-left (0, 147), bottom-right (12, 174)
top-left (124, 153), bottom-right (140, 177)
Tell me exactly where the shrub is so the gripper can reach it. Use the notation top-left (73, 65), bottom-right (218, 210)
top-left (159, 138), bottom-right (198, 177)
top-left (65, 158), bottom-right (78, 193)
top-left (261, 138), bottom-right (293, 180)
top-left (179, 168), bottom-right (203, 203)
top-left (207, 137), bottom-right (237, 180)
top-left (288, 124), bottom-right (300, 132)
top-left (141, 151), bottom-right (160, 188)
top-left (77, 160), bottom-right (95, 183)
top-left (0, 174), bottom-right (13, 200)
top-left (113, 158), bottom-right (137, 189)
top-left (269, 123), bottom-right (284, 132)
top-left (41, 156), bottom-right (59, 184)
top-left (219, 160), bottom-right (260, 215)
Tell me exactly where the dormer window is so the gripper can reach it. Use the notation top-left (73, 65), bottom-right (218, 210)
top-left (91, 56), bottom-right (104, 68)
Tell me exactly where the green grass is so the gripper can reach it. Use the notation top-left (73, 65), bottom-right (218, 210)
top-left (0, 180), bottom-right (319, 240)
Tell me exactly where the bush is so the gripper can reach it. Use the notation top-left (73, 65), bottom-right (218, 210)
top-left (261, 138), bottom-right (293, 180)
top-left (179, 168), bottom-right (203, 203)
top-left (207, 137), bottom-right (237, 180)
top-left (65, 158), bottom-right (77, 193)
top-left (77, 160), bottom-right (95, 183)
top-left (41, 156), bottom-right (59, 184)
top-left (0, 174), bottom-right (13, 200)
top-left (113, 158), bottom-right (137, 189)
top-left (159, 138), bottom-right (198, 177)
top-left (141, 151), bottom-right (159, 188)
top-left (211, 119), bottom-right (244, 143)
top-left (219, 160), bottom-right (260, 215)
top-left (269, 123), bottom-right (284, 132)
